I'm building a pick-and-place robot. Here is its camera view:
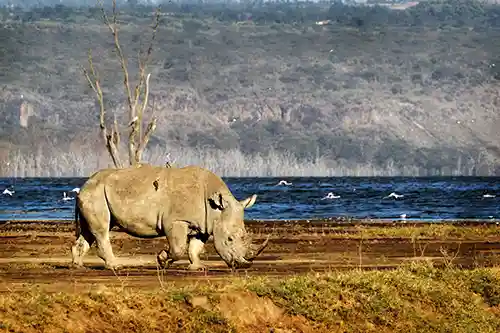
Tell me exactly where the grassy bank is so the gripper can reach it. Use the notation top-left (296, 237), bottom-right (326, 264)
top-left (308, 223), bottom-right (500, 240)
top-left (1, 264), bottom-right (499, 332)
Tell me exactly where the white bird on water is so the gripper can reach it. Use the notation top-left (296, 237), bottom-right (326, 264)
top-left (322, 192), bottom-right (340, 200)
top-left (276, 180), bottom-right (292, 186)
top-left (2, 188), bottom-right (14, 196)
top-left (384, 192), bottom-right (404, 199)
top-left (483, 194), bottom-right (496, 198)
top-left (62, 192), bottom-right (74, 201)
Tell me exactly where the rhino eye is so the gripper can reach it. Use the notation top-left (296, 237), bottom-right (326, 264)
top-left (228, 236), bottom-right (233, 242)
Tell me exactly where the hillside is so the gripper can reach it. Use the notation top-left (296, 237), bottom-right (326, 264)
top-left (0, 0), bottom-right (499, 176)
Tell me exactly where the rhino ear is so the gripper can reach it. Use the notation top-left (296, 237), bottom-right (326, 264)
top-left (240, 194), bottom-right (257, 209)
top-left (208, 193), bottom-right (225, 211)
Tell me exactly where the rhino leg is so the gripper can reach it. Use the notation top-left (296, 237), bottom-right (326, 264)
top-left (81, 204), bottom-right (119, 270)
top-left (94, 231), bottom-right (120, 270)
top-left (157, 220), bottom-right (189, 269)
top-left (71, 224), bottom-right (95, 267)
top-left (187, 234), bottom-right (209, 271)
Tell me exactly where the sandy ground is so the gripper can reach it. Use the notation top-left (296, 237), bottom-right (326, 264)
top-left (1, 219), bottom-right (499, 292)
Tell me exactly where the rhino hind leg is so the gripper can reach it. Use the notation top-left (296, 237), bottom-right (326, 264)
top-left (157, 220), bottom-right (189, 269)
top-left (187, 235), bottom-right (208, 271)
top-left (71, 219), bottom-right (95, 268)
top-left (79, 199), bottom-right (120, 270)
top-left (94, 231), bottom-right (120, 270)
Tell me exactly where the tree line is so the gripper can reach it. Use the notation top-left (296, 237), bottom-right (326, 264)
top-left (3, 0), bottom-right (500, 29)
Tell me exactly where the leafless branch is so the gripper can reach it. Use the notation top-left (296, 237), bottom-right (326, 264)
top-left (81, 0), bottom-right (163, 168)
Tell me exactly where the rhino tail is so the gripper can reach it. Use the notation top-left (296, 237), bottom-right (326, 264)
top-left (74, 199), bottom-right (80, 239)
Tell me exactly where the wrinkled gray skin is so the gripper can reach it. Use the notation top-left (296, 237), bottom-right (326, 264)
top-left (71, 164), bottom-right (269, 271)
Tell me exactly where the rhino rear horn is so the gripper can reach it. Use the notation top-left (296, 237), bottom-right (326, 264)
top-left (240, 194), bottom-right (257, 209)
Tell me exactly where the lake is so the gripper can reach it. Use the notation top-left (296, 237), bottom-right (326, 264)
top-left (0, 177), bottom-right (498, 221)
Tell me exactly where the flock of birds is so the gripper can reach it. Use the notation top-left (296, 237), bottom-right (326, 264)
top-left (0, 180), bottom-right (497, 220)
top-left (2, 180), bottom-right (496, 202)
top-left (273, 179), bottom-right (497, 220)
top-left (2, 187), bottom-right (80, 201)
top-left (274, 179), bottom-right (497, 201)
top-left (275, 180), bottom-right (409, 200)
top-left (0, 181), bottom-right (409, 202)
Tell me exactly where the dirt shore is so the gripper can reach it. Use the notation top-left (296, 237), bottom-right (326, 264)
top-left (1, 219), bottom-right (499, 292)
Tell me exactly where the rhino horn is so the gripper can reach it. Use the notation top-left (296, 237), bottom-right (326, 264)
top-left (243, 235), bottom-right (270, 262)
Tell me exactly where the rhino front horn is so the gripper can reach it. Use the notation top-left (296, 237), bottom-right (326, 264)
top-left (244, 235), bottom-right (270, 262)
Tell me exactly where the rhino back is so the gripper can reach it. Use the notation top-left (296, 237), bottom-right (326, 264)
top-left (78, 165), bottom-right (234, 236)
top-left (103, 165), bottom-right (224, 233)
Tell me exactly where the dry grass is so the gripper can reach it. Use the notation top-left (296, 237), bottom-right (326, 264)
top-left (350, 223), bottom-right (500, 240)
top-left (250, 222), bottom-right (500, 241)
top-left (249, 264), bottom-right (500, 332)
top-left (1, 264), bottom-right (499, 332)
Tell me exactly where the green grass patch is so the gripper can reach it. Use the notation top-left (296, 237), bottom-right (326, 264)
top-left (246, 264), bottom-right (500, 332)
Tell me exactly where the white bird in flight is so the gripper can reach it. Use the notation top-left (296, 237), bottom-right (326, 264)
top-left (62, 192), bottom-right (74, 201)
top-left (322, 192), bottom-right (340, 200)
top-left (2, 188), bottom-right (14, 196)
top-left (384, 192), bottom-right (404, 199)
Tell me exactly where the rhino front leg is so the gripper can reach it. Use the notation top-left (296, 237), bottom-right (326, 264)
top-left (187, 234), bottom-right (209, 271)
top-left (157, 220), bottom-right (189, 269)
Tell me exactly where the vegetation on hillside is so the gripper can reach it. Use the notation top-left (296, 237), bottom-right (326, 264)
top-left (1, 265), bottom-right (500, 332)
top-left (0, 0), bottom-right (499, 176)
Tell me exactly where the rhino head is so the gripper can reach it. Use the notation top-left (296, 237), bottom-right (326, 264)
top-left (210, 193), bottom-right (269, 269)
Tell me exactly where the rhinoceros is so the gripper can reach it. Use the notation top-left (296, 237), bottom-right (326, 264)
top-left (71, 164), bottom-right (269, 270)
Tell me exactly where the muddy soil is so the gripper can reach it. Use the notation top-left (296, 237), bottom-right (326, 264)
top-left (1, 220), bottom-right (499, 292)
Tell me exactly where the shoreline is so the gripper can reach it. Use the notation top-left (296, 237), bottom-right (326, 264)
top-left (2, 216), bottom-right (499, 297)
top-left (1, 217), bottom-right (499, 227)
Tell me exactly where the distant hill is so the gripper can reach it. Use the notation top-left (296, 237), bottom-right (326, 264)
top-left (0, 0), bottom-right (499, 176)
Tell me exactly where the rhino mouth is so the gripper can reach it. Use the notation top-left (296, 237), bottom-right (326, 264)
top-left (229, 258), bottom-right (252, 270)
top-left (217, 236), bottom-right (270, 270)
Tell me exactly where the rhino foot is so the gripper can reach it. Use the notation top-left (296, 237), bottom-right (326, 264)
top-left (105, 263), bottom-right (123, 271)
top-left (157, 250), bottom-right (170, 269)
top-left (187, 263), bottom-right (206, 271)
top-left (69, 262), bottom-right (86, 270)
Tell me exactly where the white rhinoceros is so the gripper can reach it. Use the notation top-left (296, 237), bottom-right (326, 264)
top-left (71, 164), bottom-right (268, 270)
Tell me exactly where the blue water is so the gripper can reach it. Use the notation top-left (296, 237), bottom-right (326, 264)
top-left (0, 177), bottom-right (498, 221)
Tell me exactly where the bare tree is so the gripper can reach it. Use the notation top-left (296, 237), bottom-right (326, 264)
top-left (82, 0), bottom-right (160, 168)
